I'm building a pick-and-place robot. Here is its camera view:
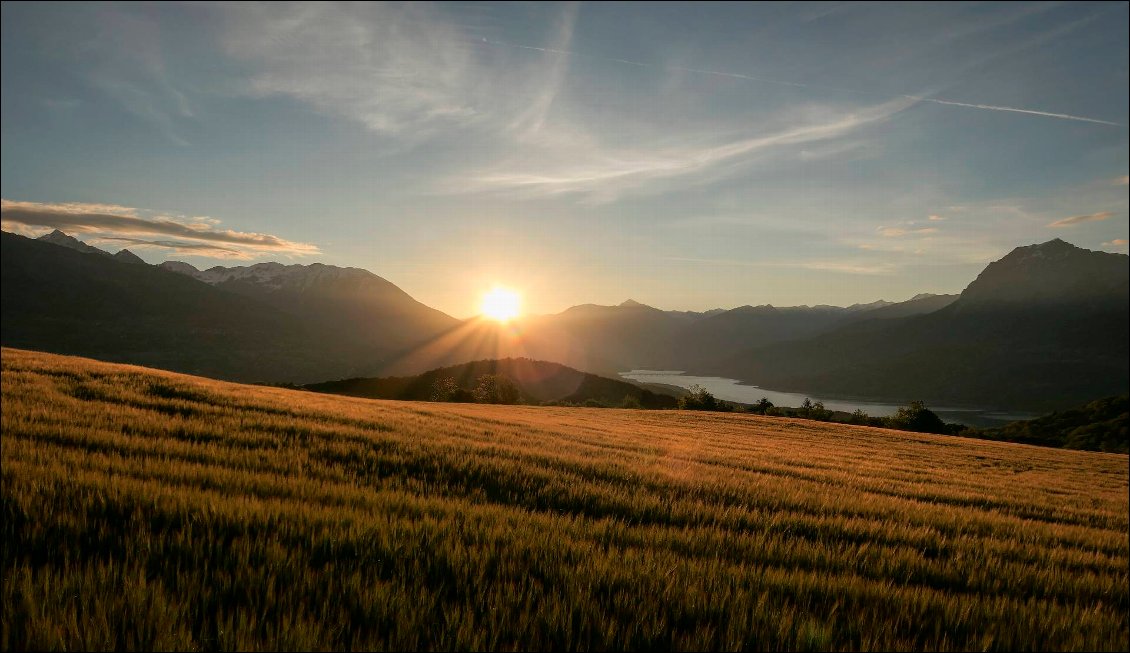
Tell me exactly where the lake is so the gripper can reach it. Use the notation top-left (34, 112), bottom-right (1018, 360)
top-left (619, 370), bottom-right (1038, 428)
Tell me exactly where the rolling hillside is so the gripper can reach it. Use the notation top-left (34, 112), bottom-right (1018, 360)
top-left (3, 348), bottom-right (1126, 651)
top-left (304, 357), bottom-right (680, 408)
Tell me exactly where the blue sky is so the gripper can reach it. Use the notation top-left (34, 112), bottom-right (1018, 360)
top-left (2, 1), bottom-right (1126, 317)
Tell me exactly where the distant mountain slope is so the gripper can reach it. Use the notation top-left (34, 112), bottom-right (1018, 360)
top-left (159, 260), bottom-right (458, 354)
top-left (643, 294), bottom-right (958, 370)
top-left (522, 301), bottom-right (701, 373)
top-left (659, 305), bottom-right (846, 369)
top-left (714, 240), bottom-right (1128, 410)
top-left (0, 231), bottom-right (439, 383)
top-left (305, 357), bottom-right (680, 408)
top-left (384, 301), bottom-right (720, 377)
top-left (404, 294), bottom-right (956, 377)
top-left (3, 231), bottom-right (338, 381)
top-left (838, 293), bottom-right (957, 323)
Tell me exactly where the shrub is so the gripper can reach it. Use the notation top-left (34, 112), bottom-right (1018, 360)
top-left (472, 374), bottom-right (520, 404)
top-left (430, 377), bottom-right (460, 402)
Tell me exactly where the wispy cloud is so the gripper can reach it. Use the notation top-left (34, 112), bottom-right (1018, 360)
top-left (479, 17), bottom-right (1124, 128)
top-left (1102, 238), bottom-right (1127, 247)
top-left (928, 215), bottom-right (946, 221)
top-left (91, 236), bottom-right (244, 257)
top-left (458, 98), bottom-right (915, 201)
top-left (1116, 175), bottom-right (1129, 186)
top-left (877, 226), bottom-right (940, 237)
top-left (1047, 211), bottom-right (1115, 227)
top-left (43, 5), bottom-right (196, 145)
top-left (220, 3), bottom-right (484, 136)
top-left (215, 3), bottom-right (1121, 210)
top-left (666, 256), bottom-right (896, 275)
top-left (1, 200), bottom-right (318, 259)
top-left (505, 3), bottom-right (578, 140)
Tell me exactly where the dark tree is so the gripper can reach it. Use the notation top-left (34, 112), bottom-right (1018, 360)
top-left (678, 384), bottom-right (719, 411)
top-left (886, 401), bottom-right (947, 434)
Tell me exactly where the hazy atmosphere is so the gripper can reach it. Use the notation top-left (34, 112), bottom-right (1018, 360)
top-left (3, 1), bottom-right (1126, 317)
top-left (3, 4), bottom-right (1128, 651)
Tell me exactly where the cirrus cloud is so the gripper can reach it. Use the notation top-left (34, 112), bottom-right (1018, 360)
top-left (1047, 211), bottom-right (1114, 227)
top-left (876, 226), bottom-right (940, 237)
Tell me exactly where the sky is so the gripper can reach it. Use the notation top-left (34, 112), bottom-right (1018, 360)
top-left (2, 2), bottom-right (1127, 318)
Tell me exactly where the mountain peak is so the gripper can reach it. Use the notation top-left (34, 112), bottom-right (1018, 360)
top-left (37, 230), bottom-right (111, 257)
top-left (113, 249), bottom-right (146, 265)
top-left (619, 299), bottom-right (647, 308)
top-left (38, 229), bottom-right (77, 244)
top-left (1003, 238), bottom-right (1082, 261)
top-left (958, 239), bottom-right (1127, 309)
top-left (845, 299), bottom-right (893, 312)
top-left (159, 260), bottom-right (202, 276)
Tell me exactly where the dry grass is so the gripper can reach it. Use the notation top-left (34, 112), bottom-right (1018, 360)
top-left (2, 347), bottom-right (1127, 651)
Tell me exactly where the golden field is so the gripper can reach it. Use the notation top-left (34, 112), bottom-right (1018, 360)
top-left (1, 347), bottom-right (1127, 651)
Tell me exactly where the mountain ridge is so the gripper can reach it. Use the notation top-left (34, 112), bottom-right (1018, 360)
top-left (1, 231), bottom-right (455, 382)
top-left (710, 240), bottom-right (1128, 410)
top-left (5, 229), bottom-right (1125, 411)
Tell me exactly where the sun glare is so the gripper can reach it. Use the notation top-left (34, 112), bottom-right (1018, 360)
top-left (481, 287), bottom-right (521, 322)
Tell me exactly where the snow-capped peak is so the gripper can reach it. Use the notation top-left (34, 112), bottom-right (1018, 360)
top-left (37, 230), bottom-right (110, 257)
top-left (160, 260), bottom-right (380, 291)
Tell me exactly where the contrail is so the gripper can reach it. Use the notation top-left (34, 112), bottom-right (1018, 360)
top-left (900, 96), bottom-right (1122, 126)
top-left (476, 37), bottom-right (1123, 127)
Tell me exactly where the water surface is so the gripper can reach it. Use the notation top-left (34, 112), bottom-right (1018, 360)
top-left (621, 370), bottom-right (1037, 428)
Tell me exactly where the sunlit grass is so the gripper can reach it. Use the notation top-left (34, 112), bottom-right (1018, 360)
top-left (2, 347), bottom-right (1127, 651)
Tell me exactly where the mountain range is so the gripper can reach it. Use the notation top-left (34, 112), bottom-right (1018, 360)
top-left (155, 259), bottom-right (457, 356)
top-left (1, 229), bottom-right (1125, 410)
top-left (710, 239), bottom-right (1128, 410)
top-left (1, 231), bottom-right (455, 382)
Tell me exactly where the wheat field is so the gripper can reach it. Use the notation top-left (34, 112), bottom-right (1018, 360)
top-left (2, 347), bottom-right (1127, 651)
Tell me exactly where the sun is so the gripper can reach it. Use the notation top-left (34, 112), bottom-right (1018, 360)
top-left (481, 286), bottom-right (521, 322)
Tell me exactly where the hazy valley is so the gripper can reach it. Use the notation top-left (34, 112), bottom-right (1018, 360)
top-left (4, 229), bottom-right (1126, 415)
top-left (3, 4), bottom-right (1127, 650)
